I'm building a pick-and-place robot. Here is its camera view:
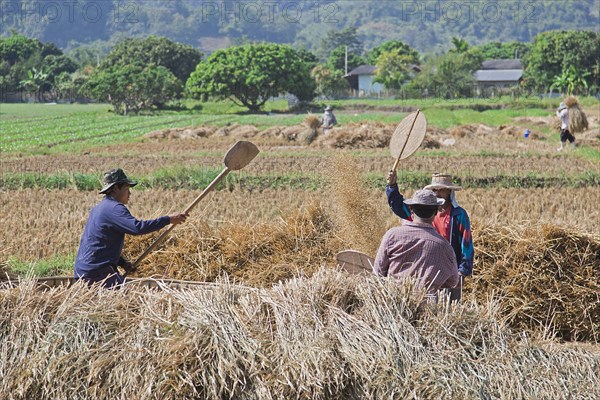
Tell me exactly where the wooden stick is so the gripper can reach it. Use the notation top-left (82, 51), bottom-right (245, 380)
top-left (131, 167), bottom-right (231, 268)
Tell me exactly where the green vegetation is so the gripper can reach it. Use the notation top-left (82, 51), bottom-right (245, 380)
top-left (3, 97), bottom-right (596, 154)
top-left (8, 253), bottom-right (75, 276)
top-left (1, 1), bottom-right (597, 54)
top-left (3, 168), bottom-right (598, 191)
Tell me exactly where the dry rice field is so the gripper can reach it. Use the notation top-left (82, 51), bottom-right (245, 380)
top-left (1, 106), bottom-right (599, 399)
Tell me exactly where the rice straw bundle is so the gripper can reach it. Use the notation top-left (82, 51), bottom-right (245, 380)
top-left (554, 96), bottom-right (589, 133)
top-left (304, 114), bottom-right (321, 131)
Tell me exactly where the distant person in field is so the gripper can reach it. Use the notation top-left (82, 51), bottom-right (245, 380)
top-left (386, 171), bottom-right (473, 302)
top-left (321, 106), bottom-right (337, 134)
top-left (74, 168), bottom-right (188, 288)
top-left (556, 102), bottom-right (576, 151)
top-left (373, 189), bottom-right (459, 296)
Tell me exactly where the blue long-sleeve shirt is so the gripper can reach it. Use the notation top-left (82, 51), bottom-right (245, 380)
top-left (74, 196), bottom-right (169, 277)
top-left (386, 184), bottom-right (411, 220)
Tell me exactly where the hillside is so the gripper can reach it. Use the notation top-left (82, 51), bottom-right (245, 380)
top-left (1, 0), bottom-right (598, 54)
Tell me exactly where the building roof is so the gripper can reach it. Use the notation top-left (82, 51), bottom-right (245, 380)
top-left (481, 59), bottom-right (522, 70)
top-left (345, 65), bottom-right (377, 76)
top-left (475, 69), bottom-right (523, 82)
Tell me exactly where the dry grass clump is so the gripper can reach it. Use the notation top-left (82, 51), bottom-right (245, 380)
top-left (470, 223), bottom-right (600, 342)
top-left (144, 125), bottom-right (216, 139)
top-left (316, 122), bottom-right (394, 149)
top-left (553, 97), bottom-right (590, 133)
top-left (324, 154), bottom-right (387, 256)
top-left (304, 114), bottom-right (322, 130)
top-left (420, 135), bottom-right (441, 148)
top-left (2, 271), bottom-right (599, 399)
top-left (124, 204), bottom-right (343, 287)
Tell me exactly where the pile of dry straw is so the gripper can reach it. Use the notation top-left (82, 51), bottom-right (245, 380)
top-left (2, 270), bottom-right (599, 399)
top-left (470, 223), bottom-right (600, 342)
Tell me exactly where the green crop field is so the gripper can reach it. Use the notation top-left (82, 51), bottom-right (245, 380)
top-left (3, 97), bottom-right (588, 155)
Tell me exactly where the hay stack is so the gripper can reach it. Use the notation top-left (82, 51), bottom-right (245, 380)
top-left (2, 271), bottom-right (600, 399)
top-left (304, 114), bottom-right (321, 131)
top-left (316, 122), bottom-right (393, 149)
top-left (297, 114), bottom-right (321, 145)
top-left (469, 223), bottom-right (600, 342)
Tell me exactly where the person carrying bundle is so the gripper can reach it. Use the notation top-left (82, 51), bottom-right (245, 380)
top-left (555, 97), bottom-right (590, 152)
top-left (556, 102), bottom-right (576, 151)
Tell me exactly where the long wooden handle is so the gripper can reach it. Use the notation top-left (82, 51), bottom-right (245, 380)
top-left (391, 109), bottom-right (420, 171)
top-left (131, 167), bottom-right (231, 268)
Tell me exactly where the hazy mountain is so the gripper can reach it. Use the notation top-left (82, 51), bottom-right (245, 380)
top-left (1, 0), bottom-right (598, 55)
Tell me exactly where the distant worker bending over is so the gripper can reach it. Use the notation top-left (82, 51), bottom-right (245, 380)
top-left (74, 168), bottom-right (188, 288)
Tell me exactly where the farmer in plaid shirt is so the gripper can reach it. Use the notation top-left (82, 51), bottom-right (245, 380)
top-left (373, 189), bottom-right (459, 295)
top-left (386, 171), bottom-right (474, 301)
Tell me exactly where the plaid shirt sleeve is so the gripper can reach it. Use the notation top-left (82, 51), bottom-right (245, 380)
top-left (373, 231), bottom-right (391, 277)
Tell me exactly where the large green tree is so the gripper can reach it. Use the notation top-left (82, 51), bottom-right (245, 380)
top-left (100, 36), bottom-right (203, 85)
top-left (326, 46), bottom-right (367, 74)
top-left (408, 48), bottom-right (483, 99)
top-left (374, 52), bottom-right (416, 90)
top-left (0, 33), bottom-right (78, 100)
top-left (186, 43), bottom-right (315, 112)
top-left (523, 30), bottom-right (600, 92)
top-left (85, 64), bottom-right (182, 115)
top-left (0, 33), bottom-right (40, 66)
top-left (368, 40), bottom-right (419, 65)
top-left (311, 64), bottom-right (348, 99)
top-left (477, 41), bottom-right (531, 61)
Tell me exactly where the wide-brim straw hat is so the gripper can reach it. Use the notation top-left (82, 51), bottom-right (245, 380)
top-left (404, 189), bottom-right (445, 206)
top-left (99, 168), bottom-right (137, 194)
top-left (424, 173), bottom-right (462, 191)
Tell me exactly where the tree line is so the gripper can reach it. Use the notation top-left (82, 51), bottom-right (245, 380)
top-left (1, 0), bottom-right (597, 54)
top-left (1, 29), bottom-right (598, 114)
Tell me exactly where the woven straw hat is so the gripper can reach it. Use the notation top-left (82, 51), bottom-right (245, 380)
top-left (424, 173), bottom-right (462, 191)
top-left (404, 189), bottom-right (445, 206)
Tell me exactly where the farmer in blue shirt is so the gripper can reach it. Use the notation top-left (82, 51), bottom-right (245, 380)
top-left (74, 168), bottom-right (188, 288)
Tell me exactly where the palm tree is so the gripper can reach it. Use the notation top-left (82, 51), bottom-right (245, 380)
top-left (20, 67), bottom-right (49, 102)
top-left (551, 66), bottom-right (590, 95)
